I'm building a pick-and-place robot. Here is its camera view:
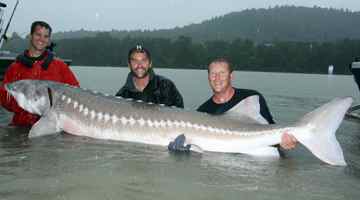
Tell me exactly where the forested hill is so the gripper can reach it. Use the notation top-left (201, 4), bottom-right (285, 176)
top-left (3, 6), bottom-right (360, 74)
top-left (52, 6), bottom-right (360, 42)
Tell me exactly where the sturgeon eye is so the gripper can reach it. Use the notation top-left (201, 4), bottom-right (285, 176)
top-left (33, 91), bottom-right (43, 101)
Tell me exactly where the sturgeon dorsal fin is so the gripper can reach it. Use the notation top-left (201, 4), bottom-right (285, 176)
top-left (223, 95), bottom-right (269, 125)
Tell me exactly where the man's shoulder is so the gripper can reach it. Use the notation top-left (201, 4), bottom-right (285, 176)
top-left (51, 57), bottom-right (68, 66)
top-left (230, 88), bottom-right (267, 106)
top-left (154, 74), bottom-right (179, 91)
top-left (234, 88), bottom-right (264, 98)
top-left (235, 88), bottom-right (261, 94)
top-left (155, 74), bottom-right (175, 85)
top-left (197, 97), bottom-right (213, 112)
top-left (116, 73), bottom-right (135, 97)
top-left (7, 61), bottom-right (21, 70)
top-left (116, 85), bottom-right (131, 96)
top-left (4, 60), bottom-right (30, 79)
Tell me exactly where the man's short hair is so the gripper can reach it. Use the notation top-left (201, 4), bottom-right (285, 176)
top-left (128, 44), bottom-right (152, 63)
top-left (208, 58), bottom-right (233, 73)
top-left (31, 21), bottom-right (52, 36)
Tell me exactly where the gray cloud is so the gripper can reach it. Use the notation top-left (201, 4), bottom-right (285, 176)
top-left (2, 0), bottom-right (360, 36)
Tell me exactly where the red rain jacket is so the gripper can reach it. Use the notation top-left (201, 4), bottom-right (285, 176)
top-left (0, 51), bottom-right (79, 127)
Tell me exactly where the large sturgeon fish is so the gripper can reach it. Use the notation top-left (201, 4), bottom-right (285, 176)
top-left (5, 80), bottom-right (352, 166)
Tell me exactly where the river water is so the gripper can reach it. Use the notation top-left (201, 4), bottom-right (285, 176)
top-left (0, 67), bottom-right (359, 200)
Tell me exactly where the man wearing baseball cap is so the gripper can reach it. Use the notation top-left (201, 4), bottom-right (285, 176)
top-left (115, 45), bottom-right (184, 108)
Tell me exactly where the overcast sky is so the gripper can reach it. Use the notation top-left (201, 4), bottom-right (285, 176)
top-left (2, 0), bottom-right (360, 37)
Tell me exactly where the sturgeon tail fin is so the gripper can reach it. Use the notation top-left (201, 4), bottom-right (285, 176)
top-left (294, 97), bottom-right (352, 166)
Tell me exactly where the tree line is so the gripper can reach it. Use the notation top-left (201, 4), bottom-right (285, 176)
top-left (50, 6), bottom-right (360, 43)
top-left (3, 32), bottom-right (359, 74)
top-left (55, 34), bottom-right (360, 74)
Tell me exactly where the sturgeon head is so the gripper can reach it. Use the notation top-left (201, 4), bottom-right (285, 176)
top-left (5, 79), bottom-right (56, 116)
top-left (4, 80), bottom-right (69, 137)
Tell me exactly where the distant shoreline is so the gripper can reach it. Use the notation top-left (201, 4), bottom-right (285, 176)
top-left (70, 65), bottom-right (353, 76)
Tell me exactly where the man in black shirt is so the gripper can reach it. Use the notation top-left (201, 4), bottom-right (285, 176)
top-left (197, 58), bottom-right (297, 150)
top-left (116, 45), bottom-right (184, 108)
top-left (197, 88), bottom-right (274, 123)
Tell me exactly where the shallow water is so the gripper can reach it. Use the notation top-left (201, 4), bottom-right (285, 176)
top-left (0, 67), bottom-right (359, 200)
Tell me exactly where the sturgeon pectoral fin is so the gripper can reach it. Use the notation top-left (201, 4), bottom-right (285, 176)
top-left (29, 112), bottom-right (60, 137)
top-left (223, 95), bottom-right (269, 125)
top-left (168, 134), bottom-right (204, 153)
top-left (168, 134), bottom-right (191, 153)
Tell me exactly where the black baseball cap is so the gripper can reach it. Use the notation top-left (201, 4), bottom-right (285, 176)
top-left (128, 44), bottom-right (151, 63)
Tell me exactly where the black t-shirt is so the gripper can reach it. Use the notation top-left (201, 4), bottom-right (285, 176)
top-left (197, 88), bottom-right (274, 124)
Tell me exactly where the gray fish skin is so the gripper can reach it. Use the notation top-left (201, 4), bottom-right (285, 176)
top-left (5, 80), bottom-right (352, 166)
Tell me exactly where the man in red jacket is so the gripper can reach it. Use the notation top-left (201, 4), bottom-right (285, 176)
top-left (0, 21), bottom-right (79, 127)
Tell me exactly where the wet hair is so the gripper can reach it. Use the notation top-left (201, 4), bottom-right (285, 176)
top-left (30, 21), bottom-right (52, 36)
top-left (128, 44), bottom-right (152, 63)
top-left (208, 58), bottom-right (233, 73)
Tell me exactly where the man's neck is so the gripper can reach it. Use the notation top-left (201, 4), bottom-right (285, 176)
top-left (133, 75), bottom-right (150, 92)
top-left (212, 87), bottom-right (235, 104)
top-left (28, 48), bottom-right (44, 58)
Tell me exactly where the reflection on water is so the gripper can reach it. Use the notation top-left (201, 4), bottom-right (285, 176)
top-left (0, 67), bottom-right (360, 199)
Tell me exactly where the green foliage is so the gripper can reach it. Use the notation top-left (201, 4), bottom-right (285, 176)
top-left (51, 6), bottom-right (360, 42)
top-left (3, 34), bottom-right (359, 74)
top-left (3, 6), bottom-right (360, 74)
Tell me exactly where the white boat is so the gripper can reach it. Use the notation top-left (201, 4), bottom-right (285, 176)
top-left (0, 1), bottom-right (17, 80)
top-left (328, 65), bottom-right (334, 74)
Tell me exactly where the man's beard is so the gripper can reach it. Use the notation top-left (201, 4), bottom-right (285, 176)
top-left (131, 67), bottom-right (151, 79)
